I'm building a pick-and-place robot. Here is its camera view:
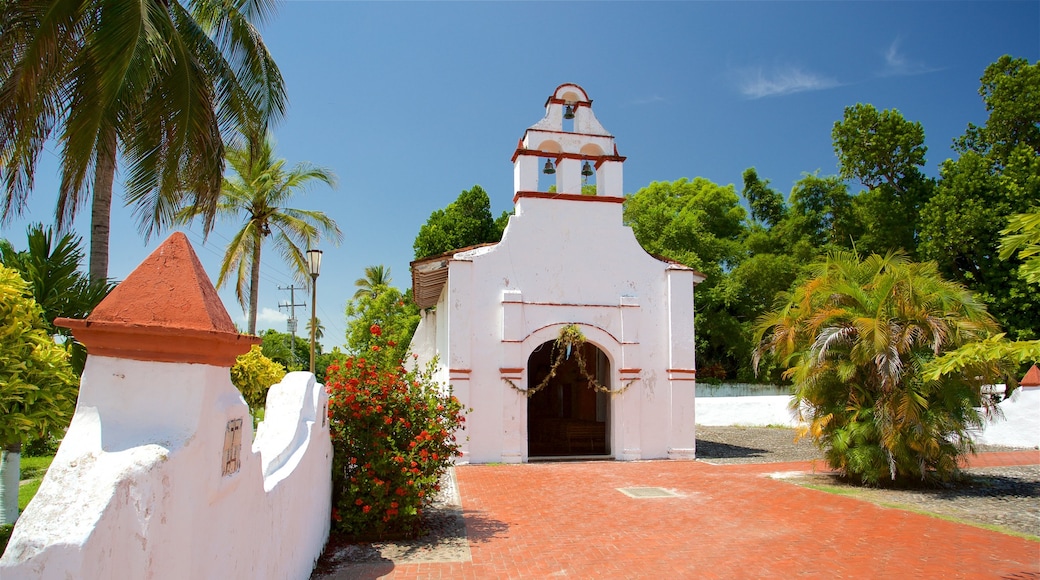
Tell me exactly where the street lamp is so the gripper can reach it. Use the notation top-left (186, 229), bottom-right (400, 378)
top-left (305, 249), bottom-right (323, 374)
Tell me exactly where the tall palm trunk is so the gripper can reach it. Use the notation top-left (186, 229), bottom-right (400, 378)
top-left (0, 442), bottom-right (22, 525)
top-left (89, 127), bottom-right (117, 282)
top-left (247, 232), bottom-right (262, 335)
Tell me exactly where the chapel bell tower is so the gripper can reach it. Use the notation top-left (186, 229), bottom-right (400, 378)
top-left (512, 83), bottom-right (626, 197)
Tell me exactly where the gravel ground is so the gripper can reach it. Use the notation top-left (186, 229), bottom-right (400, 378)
top-left (313, 427), bottom-right (1039, 576)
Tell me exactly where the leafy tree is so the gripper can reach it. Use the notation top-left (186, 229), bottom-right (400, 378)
top-left (177, 132), bottom-right (341, 334)
top-left (741, 168), bottom-right (786, 227)
top-left (354, 265), bottom-right (392, 300)
top-left (259, 329), bottom-right (309, 371)
top-left (0, 224), bottom-right (112, 374)
top-left (955, 55), bottom-right (1040, 162)
top-left (833, 104), bottom-right (928, 193)
top-left (306, 316), bottom-right (325, 342)
top-left (624, 178), bottom-right (748, 377)
top-left (230, 345), bottom-right (286, 412)
top-left (785, 173), bottom-right (860, 252)
top-left (0, 264), bottom-right (77, 524)
top-left (919, 57), bottom-right (1040, 340)
top-left (1000, 211), bottom-right (1040, 285)
top-left (832, 104), bottom-right (933, 256)
top-left (755, 251), bottom-right (1001, 485)
top-left (345, 287), bottom-right (420, 371)
top-left (413, 185), bottom-right (506, 259)
top-left (0, 0), bottom-right (285, 281)
top-left (624, 178), bottom-right (746, 274)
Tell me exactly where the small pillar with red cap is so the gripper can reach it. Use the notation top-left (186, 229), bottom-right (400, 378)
top-left (1, 232), bottom-right (330, 579)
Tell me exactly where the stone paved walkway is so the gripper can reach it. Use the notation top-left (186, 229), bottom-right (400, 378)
top-left (323, 450), bottom-right (1039, 579)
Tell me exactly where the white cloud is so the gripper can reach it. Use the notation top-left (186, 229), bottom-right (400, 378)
top-left (232, 306), bottom-right (289, 333)
top-left (885, 39), bottom-right (908, 70)
top-left (881, 39), bottom-right (942, 77)
top-left (737, 66), bottom-right (838, 99)
top-left (256, 307), bottom-right (289, 324)
top-left (632, 95), bottom-right (667, 105)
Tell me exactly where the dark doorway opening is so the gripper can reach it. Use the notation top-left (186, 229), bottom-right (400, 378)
top-left (527, 340), bottom-right (610, 457)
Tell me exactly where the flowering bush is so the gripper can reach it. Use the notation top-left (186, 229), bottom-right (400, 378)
top-left (325, 324), bottom-right (465, 537)
top-left (230, 344), bottom-right (286, 412)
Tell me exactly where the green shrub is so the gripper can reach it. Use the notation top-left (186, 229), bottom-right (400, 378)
top-left (755, 251), bottom-right (1005, 485)
top-left (326, 324), bottom-right (465, 537)
top-left (0, 264), bottom-right (77, 450)
top-left (230, 345), bottom-right (286, 412)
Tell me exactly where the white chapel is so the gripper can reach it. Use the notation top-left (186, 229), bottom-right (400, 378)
top-left (408, 83), bottom-right (705, 464)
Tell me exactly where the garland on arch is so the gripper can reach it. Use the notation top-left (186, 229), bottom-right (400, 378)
top-left (505, 324), bottom-right (634, 398)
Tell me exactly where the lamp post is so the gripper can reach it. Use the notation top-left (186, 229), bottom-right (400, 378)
top-left (305, 249), bottom-right (323, 374)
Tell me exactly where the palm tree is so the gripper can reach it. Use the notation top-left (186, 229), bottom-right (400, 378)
top-left (754, 250), bottom-right (1001, 484)
top-left (354, 265), bottom-right (392, 299)
top-left (0, 0), bottom-right (285, 281)
top-left (306, 317), bottom-right (325, 342)
top-left (178, 132), bottom-right (341, 335)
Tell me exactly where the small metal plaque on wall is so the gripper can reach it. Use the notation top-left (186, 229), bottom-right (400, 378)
top-left (222, 418), bottom-right (243, 476)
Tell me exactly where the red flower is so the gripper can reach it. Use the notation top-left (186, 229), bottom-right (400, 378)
top-left (370, 324), bottom-right (382, 336)
top-left (363, 505), bottom-right (371, 513)
top-left (332, 508), bottom-right (342, 522)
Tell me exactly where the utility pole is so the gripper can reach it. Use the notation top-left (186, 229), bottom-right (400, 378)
top-left (278, 285), bottom-right (307, 367)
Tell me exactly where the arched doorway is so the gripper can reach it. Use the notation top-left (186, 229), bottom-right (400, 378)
top-left (527, 340), bottom-right (611, 457)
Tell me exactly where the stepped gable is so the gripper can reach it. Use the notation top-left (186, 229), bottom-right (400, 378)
top-left (1020, 364), bottom-right (1040, 388)
top-left (56, 232), bottom-right (258, 366)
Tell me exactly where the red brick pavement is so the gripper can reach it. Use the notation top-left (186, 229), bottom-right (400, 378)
top-left (341, 451), bottom-right (1039, 579)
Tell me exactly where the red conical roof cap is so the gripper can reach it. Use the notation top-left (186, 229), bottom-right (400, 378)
top-left (1020, 364), bottom-right (1040, 388)
top-left (56, 232), bottom-right (257, 366)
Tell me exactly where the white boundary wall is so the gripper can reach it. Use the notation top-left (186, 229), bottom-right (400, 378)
top-left (697, 392), bottom-right (1040, 448)
top-left (0, 358), bottom-right (331, 579)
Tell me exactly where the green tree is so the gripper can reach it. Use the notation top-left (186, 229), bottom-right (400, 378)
top-left (755, 251), bottom-right (1001, 485)
top-left (0, 264), bottom-right (77, 524)
top-left (345, 287), bottom-right (420, 371)
top-left (230, 344), bottom-right (286, 412)
top-left (624, 178), bottom-right (748, 377)
top-left (955, 55), bottom-right (1040, 162)
top-left (624, 178), bottom-right (746, 274)
top-left (259, 328), bottom-right (309, 371)
top-left (177, 132), bottom-right (341, 335)
top-left (919, 57), bottom-right (1040, 340)
top-left (1000, 211), bottom-right (1040, 285)
top-left (306, 316), bottom-right (325, 342)
top-left (354, 265), bottom-right (392, 300)
top-left (413, 185), bottom-right (506, 259)
top-left (832, 104), bottom-right (933, 256)
top-left (0, 224), bottom-right (112, 374)
top-left (784, 173), bottom-right (860, 252)
top-left (741, 168), bottom-right (786, 227)
top-left (0, 0), bottom-right (285, 281)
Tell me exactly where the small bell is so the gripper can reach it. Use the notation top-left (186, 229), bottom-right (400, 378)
top-left (581, 161), bottom-right (593, 177)
top-left (563, 104), bottom-right (575, 120)
top-left (543, 159), bottom-right (556, 175)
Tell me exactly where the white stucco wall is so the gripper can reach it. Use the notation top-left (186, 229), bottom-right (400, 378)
top-left (0, 358), bottom-right (331, 579)
top-left (696, 390), bottom-right (1040, 450)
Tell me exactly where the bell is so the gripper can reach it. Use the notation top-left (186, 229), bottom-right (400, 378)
top-left (564, 105), bottom-right (575, 120)
top-left (543, 159), bottom-right (556, 175)
top-left (581, 161), bottom-right (593, 177)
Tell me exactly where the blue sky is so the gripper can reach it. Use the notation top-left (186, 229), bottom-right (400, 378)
top-left (2, 1), bottom-right (1037, 349)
